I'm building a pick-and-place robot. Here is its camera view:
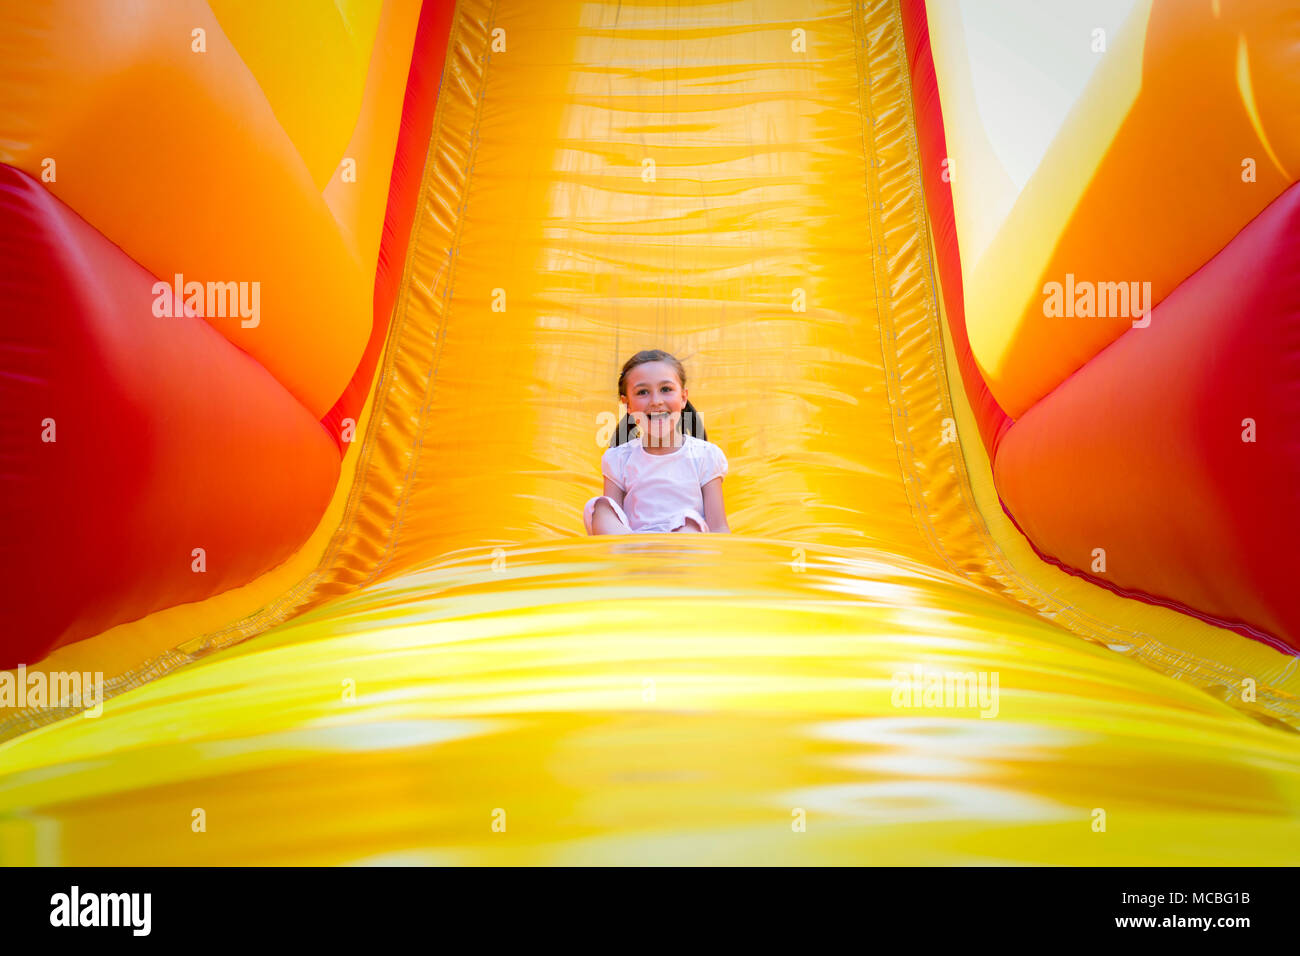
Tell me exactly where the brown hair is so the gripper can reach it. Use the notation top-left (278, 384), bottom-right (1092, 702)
top-left (610, 349), bottom-right (708, 448)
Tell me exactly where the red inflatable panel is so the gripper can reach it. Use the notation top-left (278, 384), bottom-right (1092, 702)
top-left (0, 165), bottom-right (340, 667)
top-left (995, 182), bottom-right (1300, 654)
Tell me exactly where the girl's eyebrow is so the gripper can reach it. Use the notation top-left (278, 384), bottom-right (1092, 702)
top-left (632, 380), bottom-right (677, 388)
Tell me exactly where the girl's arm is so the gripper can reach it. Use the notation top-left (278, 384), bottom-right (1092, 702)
top-left (604, 477), bottom-right (626, 510)
top-left (701, 477), bottom-right (729, 533)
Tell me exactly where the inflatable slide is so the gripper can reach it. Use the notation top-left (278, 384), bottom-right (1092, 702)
top-left (0, 0), bottom-right (1297, 864)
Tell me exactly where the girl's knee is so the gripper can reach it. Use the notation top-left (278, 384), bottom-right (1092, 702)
top-left (588, 497), bottom-right (629, 535)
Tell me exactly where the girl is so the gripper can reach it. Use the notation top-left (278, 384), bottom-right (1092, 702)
top-left (584, 350), bottom-right (731, 535)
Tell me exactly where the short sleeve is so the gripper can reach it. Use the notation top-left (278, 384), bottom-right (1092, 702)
top-left (601, 446), bottom-right (626, 492)
top-left (701, 442), bottom-right (728, 485)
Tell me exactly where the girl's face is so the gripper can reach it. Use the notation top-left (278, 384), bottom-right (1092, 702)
top-left (621, 361), bottom-right (689, 447)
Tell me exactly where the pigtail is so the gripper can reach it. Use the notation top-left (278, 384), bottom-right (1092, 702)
top-left (680, 399), bottom-right (708, 441)
top-left (610, 412), bottom-right (639, 448)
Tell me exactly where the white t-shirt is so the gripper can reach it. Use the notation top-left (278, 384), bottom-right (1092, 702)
top-left (601, 434), bottom-right (728, 532)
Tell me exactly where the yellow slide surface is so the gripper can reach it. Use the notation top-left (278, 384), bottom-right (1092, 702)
top-left (2, 0), bottom-right (1298, 865)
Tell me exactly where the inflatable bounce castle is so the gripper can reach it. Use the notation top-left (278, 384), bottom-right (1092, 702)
top-left (0, 0), bottom-right (1297, 863)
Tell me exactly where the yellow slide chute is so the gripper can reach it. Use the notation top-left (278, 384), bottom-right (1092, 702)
top-left (1, 0), bottom-right (1298, 865)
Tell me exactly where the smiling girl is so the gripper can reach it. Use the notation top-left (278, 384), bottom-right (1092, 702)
top-left (584, 350), bottom-right (730, 535)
